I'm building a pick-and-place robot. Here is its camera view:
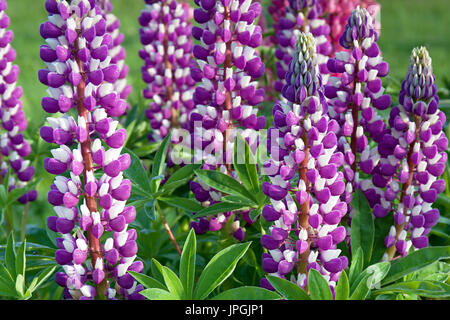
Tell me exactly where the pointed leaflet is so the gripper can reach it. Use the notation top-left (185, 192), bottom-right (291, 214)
top-left (161, 266), bottom-right (184, 299)
top-left (139, 288), bottom-right (178, 300)
top-left (265, 275), bottom-right (310, 300)
top-left (233, 133), bottom-right (259, 194)
top-left (193, 242), bottom-right (251, 300)
top-left (123, 147), bottom-right (151, 195)
top-left (308, 268), bottom-right (333, 300)
top-left (194, 170), bottom-right (257, 204)
top-left (334, 270), bottom-right (349, 300)
top-left (350, 190), bottom-right (374, 267)
top-left (5, 233), bottom-right (16, 279)
top-left (179, 229), bottom-right (196, 300)
top-left (149, 133), bottom-right (171, 192)
top-left (129, 271), bottom-right (166, 290)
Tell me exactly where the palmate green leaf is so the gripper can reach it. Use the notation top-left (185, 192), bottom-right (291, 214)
top-left (193, 242), bottom-right (251, 300)
top-left (265, 275), bottom-right (310, 300)
top-left (233, 133), bottom-right (259, 195)
top-left (158, 196), bottom-right (204, 213)
top-left (150, 133), bottom-right (172, 192)
top-left (180, 229), bottom-right (196, 300)
top-left (382, 246), bottom-right (450, 285)
top-left (129, 271), bottom-right (166, 290)
top-left (211, 286), bottom-right (281, 300)
top-left (370, 214), bottom-right (394, 265)
top-left (123, 147), bottom-right (151, 194)
top-left (348, 247), bottom-right (364, 287)
top-left (350, 190), bottom-right (374, 267)
top-left (5, 233), bottom-right (16, 279)
top-left (144, 200), bottom-right (156, 221)
top-left (161, 266), bottom-right (184, 299)
top-left (195, 170), bottom-right (257, 204)
top-left (140, 288), bottom-right (179, 300)
top-left (15, 274), bottom-right (25, 297)
top-left (374, 281), bottom-right (450, 298)
top-left (151, 259), bottom-right (165, 284)
top-left (308, 268), bottom-right (333, 300)
top-left (158, 164), bottom-right (201, 195)
top-left (349, 274), bottom-right (371, 300)
top-left (0, 185), bottom-right (7, 207)
top-left (194, 202), bottom-right (250, 218)
top-left (334, 270), bottom-right (349, 300)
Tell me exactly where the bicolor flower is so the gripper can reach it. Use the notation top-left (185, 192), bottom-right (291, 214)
top-left (324, 6), bottom-right (390, 217)
top-left (272, 0), bottom-right (332, 93)
top-left (188, 0), bottom-right (267, 240)
top-left (259, 33), bottom-right (348, 296)
top-left (39, 0), bottom-right (142, 300)
top-left (369, 47), bottom-right (447, 259)
top-left (139, 0), bottom-right (195, 142)
top-left (0, 0), bottom-right (36, 204)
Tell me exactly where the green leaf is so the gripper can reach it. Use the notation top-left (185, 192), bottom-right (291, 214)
top-left (180, 229), bottom-right (196, 300)
top-left (139, 288), bottom-right (179, 300)
top-left (370, 214), bottom-right (394, 265)
top-left (0, 185), bottom-right (7, 206)
top-left (26, 265), bottom-right (57, 295)
top-left (350, 190), bottom-right (374, 267)
top-left (5, 232), bottom-right (16, 279)
top-left (349, 274), bottom-right (371, 300)
top-left (158, 196), bottom-right (204, 213)
top-left (194, 242), bottom-right (251, 300)
top-left (233, 133), bottom-right (259, 194)
top-left (382, 246), bottom-right (450, 285)
top-left (211, 286), bottom-right (281, 300)
top-left (144, 200), bottom-right (156, 221)
top-left (348, 247), bottom-right (364, 287)
top-left (15, 274), bottom-right (25, 297)
top-left (123, 147), bottom-right (151, 194)
top-left (334, 270), bottom-right (349, 300)
top-left (265, 275), bottom-right (310, 300)
top-left (150, 133), bottom-right (171, 192)
top-left (129, 271), bottom-right (166, 290)
top-left (15, 240), bottom-right (26, 279)
top-left (374, 281), bottom-right (450, 298)
top-left (159, 164), bottom-right (201, 195)
top-left (161, 266), bottom-right (184, 299)
top-left (0, 264), bottom-right (14, 283)
top-left (308, 268), bottom-right (333, 300)
top-left (194, 202), bottom-right (250, 218)
top-left (351, 262), bottom-right (391, 294)
top-left (195, 170), bottom-right (257, 204)
top-left (150, 259), bottom-right (165, 284)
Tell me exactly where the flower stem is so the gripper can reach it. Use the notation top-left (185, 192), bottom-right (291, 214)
top-left (156, 202), bottom-right (181, 256)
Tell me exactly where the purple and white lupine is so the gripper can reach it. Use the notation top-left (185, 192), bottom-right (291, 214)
top-left (39, 0), bottom-right (143, 300)
top-left (371, 47), bottom-right (447, 259)
top-left (0, 0), bottom-right (36, 205)
top-left (97, 0), bottom-right (132, 109)
top-left (259, 32), bottom-right (348, 295)
top-left (188, 0), bottom-right (267, 240)
top-left (324, 6), bottom-right (391, 221)
top-left (273, 0), bottom-right (332, 93)
top-left (139, 0), bottom-right (195, 142)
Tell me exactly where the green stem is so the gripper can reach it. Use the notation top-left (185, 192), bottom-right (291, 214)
top-left (20, 203), bottom-right (29, 241)
top-left (4, 205), bottom-right (13, 235)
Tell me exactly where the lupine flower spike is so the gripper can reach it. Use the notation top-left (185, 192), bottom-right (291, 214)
top-left (97, 0), bottom-right (132, 110)
top-left (39, 0), bottom-right (143, 300)
top-left (259, 32), bottom-right (348, 296)
top-left (377, 47), bottom-right (447, 259)
top-left (139, 0), bottom-right (195, 142)
top-left (324, 6), bottom-right (390, 219)
top-left (0, 0), bottom-right (36, 208)
top-left (272, 0), bottom-right (332, 93)
top-left (189, 0), bottom-right (266, 240)
top-left (319, 0), bottom-right (380, 55)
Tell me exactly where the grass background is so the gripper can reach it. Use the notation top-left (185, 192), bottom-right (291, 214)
top-left (2, 0), bottom-right (449, 229)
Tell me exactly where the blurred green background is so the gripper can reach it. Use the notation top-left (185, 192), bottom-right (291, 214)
top-left (2, 0), bottom-right (450, 230)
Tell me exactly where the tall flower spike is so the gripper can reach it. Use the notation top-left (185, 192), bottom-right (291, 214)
top-left (188, 0), bottom-right (266, 240)
top-left (374, 47), bottom-right (447, 260)
top-left (272, 0), bottom-right (332, 93)
top-left (97, 0), bottom-right (132, 109)
top-left (259, 33), bottom-right (348, 296)
top-left (39, 0), bottom-right (143, 300)
top-left (319, 0), bottom-right (380, 55)
top-left (139, 0), bottom-right (195, 142)
top-left (0, 0), bottom-right (36, 206)
top-left (324, 6), bottom-right (391, 219)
